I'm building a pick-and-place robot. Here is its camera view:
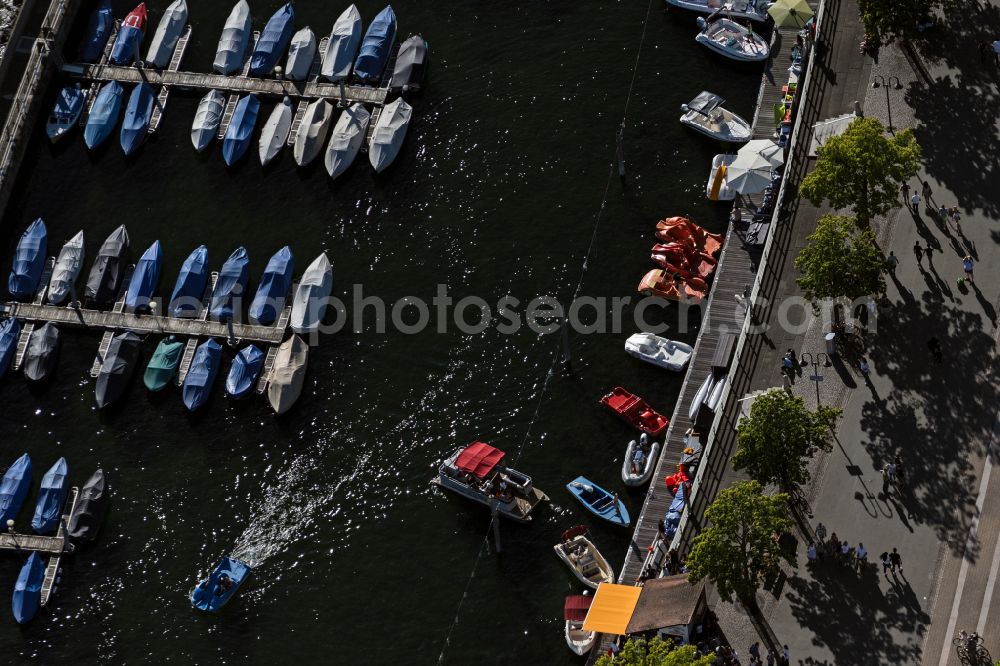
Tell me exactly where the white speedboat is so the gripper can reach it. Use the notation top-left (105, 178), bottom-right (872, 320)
top-left (285, 27), bottom-right (317, 81)
top-left (293, 99), bottom-right (334, 166)
top-left (695, 16), bottom-right (769, 62)
top-left (259, 96), bottom-right (294, 165)
top-left (564, 594), bottom-right (597, 656)
top-left (290, 252), bottom-right (333, 334)
top-left (667, 0), bottom-right (771, 23)
top-left (321, 4), bottom-right (362, 82)
top-left (191, 89), bottom-right (225, 152)
top-left (621, 433), bottom-right (661, 487)
top-left (369, 98), bottom-right (413, 173)
top-left (267, 334), bottom-right (308, 415)
top-left (625, 332), bottom-right (693, 371)
top-left (324, 103), bottom-right (371, 179)
top-left (680, 91), bottom-right (751, 143)
top-left (553, 526), bottom-right (614, 589)
top-left (707, 153), bottom-right (737, 200)
top-left (145, 0), bottom-right (188, 68)
top-left (47, 231), bottom-right (85, 305)
top-left (214, 0), bottom-right (252, 75)
top-left (431, 441), bottom-right (548, 523)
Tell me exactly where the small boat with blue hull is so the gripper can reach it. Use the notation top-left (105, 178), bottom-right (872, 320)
top-left (46, 85), bottom-right (86, 143)
top-left (31, 457), bottom-right (68, 535)
top-left (79, 0), bottom-right (114, 63)
top-left (0, 318), bottom-right (22, 381)
top-left (145, 0), bottom-right (188, 69)
top-left (67, 469), bottom-right (107, 542)
top-left (12, 552), bottom-right (44, 624)
top-left (84, 81), bottom-right (125, 150)
top-left (222, 94), bottom-right (261, 166)
top-left (0, 454), bottom-right (32, 524)
top-left (182, 339), bottom-right (223, 411)
top-left (23, 323), bottom-right (60, 384)
top-left (109, 3), bottom-right (148, 66)
top-left (7, 218), bottom-right (47, 300)
top-left (226, 344), bottom-right (264, 398)
top-left (95, 332), bottom-right (141, 409)
top-left (214, 0), bottom-right (252, 75)
top-left (566, 476), bottom-right (630, 528)
top-left (354, 5), bottom-right (396, 83)
top-left (321, 4), bottom-right (362, 82)
top-left (249, 246), bottom-right (294, 325)
top-left (120, 82), bottom-right (156, 156)
top-left (168, 246), bottom-right (209, 317)
top-left (191, 556), bottom-right (251, 612)
top-left (210, 247), bottom-right (249, 321)
top-left (144, 337), bottom-right (184, 391)
top-left (85, 225), bottom-right (130, 308)
top-left (124, 240), bottom-right (162, 313)
top-left (249, 4), bottom-right (295, 76)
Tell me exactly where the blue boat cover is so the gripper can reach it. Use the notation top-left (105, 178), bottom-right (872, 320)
top-left (191, 556), bottom-right (251, 612)
top-left (169, 245), bottom-right (209, 317)
top-left (222, 95), bottom-right (261, 166)
top-left (125, 240), bottom-right (162, 312)
top-left (80, 0), bottom-right (114, 62)
top-left (210, 247), bottom-right (249, 321)
top-left (226, 344), bottom-right (264, 398)
top-left (249, 246), bottom-right (294, 325)
top-left (7, 218), bottom-right (47, 300)
top-left (354, 5), bottom-right (396, 82)
top-left (182, 339), bottom-right (223, 411)
top-left (110, 24), bottom-right (144, 65)
top-left (12, 552), bottom-right (44, 624)
top-left (249, 4), bottom-right (295, 76)
top-left (84, 81), bottom-right (124, 150)
top-left (664, 483), bottom-right (686, 539)
top-left (0, 318), bottom-right (22, 381)
top-left (0, 454), bottom-right (32, 524)
top-left (120, 82), bottom-right (155, 156)
top-left (31, 457), bottom-right (68, 535)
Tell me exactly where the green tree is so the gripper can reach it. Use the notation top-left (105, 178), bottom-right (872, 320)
top-left (733, 389), bottom-right (841, 488)
top-left (857, 0), bottom-right (955, 44)
top-left (686, 481), bottom-right (793, 607)
top-left (795, 214), bottom-right (887, 303)
top-left (799, 117), bottom-right (921, 224)
top-left (595, 638), bottom-right (716, 666)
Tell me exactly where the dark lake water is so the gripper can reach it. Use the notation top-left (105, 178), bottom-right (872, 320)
top-left (0, 0), bottom-right (760, 662)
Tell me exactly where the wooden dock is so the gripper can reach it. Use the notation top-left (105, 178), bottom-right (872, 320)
top-left (0, 486), bottom-right (78, 558)
top-left (287, 36), bottom-right (331, 147)
top-left (175, 271), bottom-right (220, 386)
top-left (218, 31), bottom-right (260, 140)
top-left (40, 486), bottom-right (80, 607)
top-left (90, 265), bottom-right (134, 377)
top-left (148, 24), bottom-right (193, 133)
top-left (12, 258), bottom-right (55, 371)
top-left (255, 292), bottom-right (294, 395)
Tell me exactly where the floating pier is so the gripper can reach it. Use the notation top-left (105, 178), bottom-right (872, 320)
top-left (148, 25), bottom-right (193, 133)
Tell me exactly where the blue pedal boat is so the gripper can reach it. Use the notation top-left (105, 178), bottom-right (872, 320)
top-left (31, 457), bottom-right (69, 535)
top-left (222, 94), bottom-right (261, 166)
top-left (8, 218), bottom-right (47, 300)
top-left (124, 240), bottom-right (162, 312)
top-left (210, 247), bottom-right (249, 321)
top-left (0, 454), bottom-right (33, 524)
top-left (83, 80), bottom-right (124, 150)
top-left (12, 552), bottom-right (44, 624)
top-left (249, 3), bottom-right (295, 76)
top-left (168, 245), bottom-right (209, 317)
top-left (249, 246), bottom-right (293, 325)
top-left (566, 476), bottom-right (630, 528)
top-left (191, 556), bottom-right (251, 612)
top-left (354, 5), bottom-right (396, 83)
top-left (182, 338), bottom-right (223, 411)
top-left (225, 344), bottom-right (264, 398)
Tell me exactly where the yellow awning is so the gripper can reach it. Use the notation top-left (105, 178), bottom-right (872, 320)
top-left (582, 583), bottom-right (642, 634)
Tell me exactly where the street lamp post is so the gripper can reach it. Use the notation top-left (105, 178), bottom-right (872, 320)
top-left (871, 75), bottom-right (902, 133)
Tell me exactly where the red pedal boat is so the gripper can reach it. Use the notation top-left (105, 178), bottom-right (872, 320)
top-left (600, 387), bottom-right (669, 436)
top-left (655, 216), bottom-right (724, 257)
top-left (650, 241), bottom-right (718, 279)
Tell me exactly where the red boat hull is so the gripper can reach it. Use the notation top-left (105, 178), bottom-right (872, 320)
top-left (123, 2), bottom-right (147, 32)
top-left (600, 387), bottom-right (668, 436)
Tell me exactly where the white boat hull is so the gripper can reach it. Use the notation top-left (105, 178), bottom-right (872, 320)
top-left (191, 89), bottom-right (225, 152)
top-left (325, 103), bottom-right (371, 179)
top-left (285, 27), bottom-right (317, 81)
top-left (695, 18), bottom-right (770, 62)
top-left (214, 0), bottom-right (252, 75)
top-left (369, 98), bottom-right (413, 173)
top-left (625, 332), bottom-right (693, 372)
top-left (554, 535), bottom-right (614, 589)
top-left (48, 231), bottom-right (85, 305)
top-left (667, 0), bottom-right (771, 23)
top-left (706, 153), bottom-right (737, 200)
top-left (259, 97), bottom-right (294, 165)
top-left (146, 0), bottom-right (188, 68)
top-left (622, 438), bottom-right (661, 486)
top-left (681, 107), bottom-right (752, 143)
top-left (689, 373), bottom-right (716, 422)
top-left (565, 621), bottom-right (597, 656)
top-left (290, 253), bottom-right (333, 334)
top-left (294, 100), bottom-right (335, 166)
top-left (321, 4), bottom-right (362, 82)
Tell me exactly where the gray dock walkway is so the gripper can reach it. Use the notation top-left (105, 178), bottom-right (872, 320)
top-left (0, 486), bottom-right (78, 558)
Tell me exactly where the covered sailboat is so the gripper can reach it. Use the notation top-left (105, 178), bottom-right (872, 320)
top-left (67, 469), bottom-right (107, 541)
top-left (222, 94), bottom-right (261, 166)
top-left (225, 344), bottom-right (263, 398)
top-left (79, 0), bottom-right (114, 63)
top-left (249, 246), bottom-right (294, 325)
top-left (7, 218), bottom-right (47, 300)
top-left (22, 323), bottom-right (60, 384)
top-left (289, 253), bottom-right (332, 334)
top-left (120, 82), bottom-right (156, 156)
top-left (353, 5), bottom-right (396, 83)
top-left (31, 457), bottom-right (68, 534)
top-left (209, 247), bottom-right (250, 321)
top-left (258, 96), bottom-right (293, 166)
top-left (95, 331), bottom-right (141, 409)
top-left (124, 240), bottom-right (162, 312)
top-left (213, 0), bottom-right (252, 75)
top-left (0, 454), bottom-right (32, 523)
top-left (47, 231), bottom-right (85, 305)
top-left (46, 85), bottom-right (86, 143)
top-left (389, 34), bottom-right (428, 94)
top-left (285, 27), bottom-right (317, 80)
top-left (12, 552), bottom-right (44, 624)
top-left (145, 0), bottom-right (188, 68)
top-left (109, 3), bottom-right (148, 66)
top-left (191, 557), bottom-right (251, 612)
top-left (324, 103), bottom-right (370, 179)
top-left (83, 80), bottom-right (124, 150)
top-left (368, 97), bottom-right (412, 172)
top-left (249, 3), bottom-right (295, 77)
top-left (191, 90), bottom-right (225, 152)
top-left (84, 225), bottom-right (129, 307)
top-left (144, 337), bottom-right (184, 391)
top-left (293, 99), bottom-right (334, 166)
top-left (0, 319), bottom-right (21, 382)
top-left (182, 339), bottom-right (223, 411)
top-left (168, 245), bottom-right (209, 317)
top-left (267, 334), bottom-right (308, 414)
top-left (320, 4), bottom-right (362, 82)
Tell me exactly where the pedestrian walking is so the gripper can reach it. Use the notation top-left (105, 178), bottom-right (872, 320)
top-left (749, 642), bottom-right (761, 661)
top-left (815, 522), bottom-right (827, 542)
top-left (926, 241), bottom-right (935, 262)
top-left (910, 192), bottom-right (921, 214)
top-left (894, 455), bottom-right (907, 487)
top-left (887, 461), bottom-right (897, 483)
top-left (859, 357), bottom-right (871, 380)
top-left (881, 466), bottom-right (892, 495)
top-left (914, 241), bottom-right (924, 262)
top-left (963, 255), bottom-right (974, 282)
top-left (900, 182), bottom-right (910, 202)
top-left (922, 180), bottom-right (932, 202)
top-left (856, 542), bottom-right (868, 570)
top-left (782, 645), bottom-right (790, 665)
top-left (951, 207), bottom-right (961, 227)
top-left (841, 540), bottom-right (853, 563)
top-left (881, 551), bottom-right (891, 574)
top-left (807, 542), bottom-right (818, 562)
top-left (886, 251), bottom-right (898, 273)
top-left (890, 547), bottom-right (903, 573)
top-left (782, 352), bottom-right (795, 374)
top-left (767, 649), bottom-right (777, 666)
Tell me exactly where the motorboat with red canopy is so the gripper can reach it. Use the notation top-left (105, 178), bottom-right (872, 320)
top-left (564, 594), bottom-right (597, 655)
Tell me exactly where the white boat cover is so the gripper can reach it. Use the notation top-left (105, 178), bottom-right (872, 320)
top-left (268, 335), bottom-right (309, 414)
top-left (285, 27), bottom-right (317, 80)
top-left (190, 89), bottom-right (225, 152)
top-left (321, 4), bottom-right (362, 82)
top-left (145, 0), bottom-right (188, 68)
top-left (214, 0), bottom-right (252, 74)
top-left (324, 103), bottom-right (371, 179)
top-left (290, 253), bottom-right (333, 334)
top-left (47, 231), bottom-right (85, 305)
top-left (368, 98), bottom-right (413, 173)
top-left (293, 99), bottom-right (334, 166)
top-left (624, 333), bottom-right (694, 371)
top-left (259, 96), bottom-right (294, 165)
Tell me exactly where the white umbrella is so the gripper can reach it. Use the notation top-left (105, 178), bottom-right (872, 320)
top-left (725, 152), bottom-right (775, 193)
top-left (737, 139), bottom-right (784, 168)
